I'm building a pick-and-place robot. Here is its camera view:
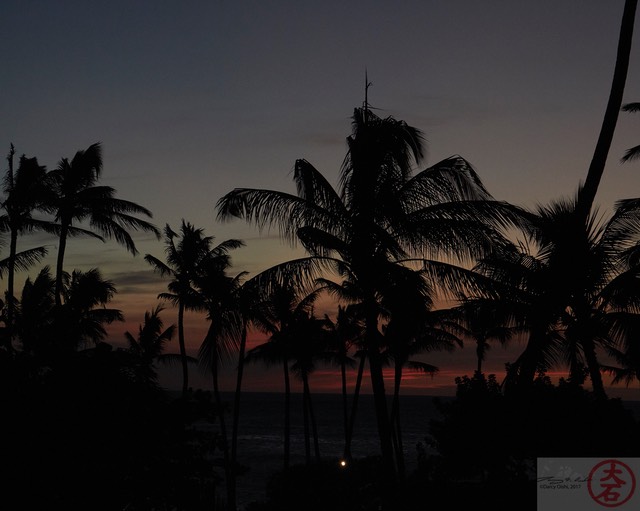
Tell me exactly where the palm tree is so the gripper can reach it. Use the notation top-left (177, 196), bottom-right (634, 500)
top-left (15, 266), bottom-right (123, 358)
top-left (145, 220), bottom-right (216, 396)
top-left (49, 142), bottom-right (160, 305)
top-left (14, 265), bottom-right (56, 358)
top-left (288, 307), bottom-right (332, 465)
top-left (323, 304), bottom-right (361, 461)
top-left (217, 105), bottom-right (523, 487)
top-left (621, 102), bottom-right (640, 163)
top-left (472, 196), bottom-right (640, 399)
top-left (54, 267), bottom-right (124, 353)
top-left (451, 300), bottom-right (515, 374)
top-left (380, 265), bottom-right (461, 477)
top-left (124, 305), bottom-right (177, 386)
top-left (227, 275), bottom-right (264, 509)
top-left (578, 0), bottom-right (637, 219)
top-left (245, 282), bottom-right (323, 468)
top-left (194, 237), bottom-right (245, 511)
top-left (1, 146), bottom-right (55, 337)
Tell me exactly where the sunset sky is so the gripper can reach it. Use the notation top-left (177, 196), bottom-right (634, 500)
top-left (3, 1), bottom-right (640, 397)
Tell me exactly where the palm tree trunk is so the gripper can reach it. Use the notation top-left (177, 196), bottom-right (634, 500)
top-left (578, 0), bottom-right (637, 219)
top-left (211, 356), bottom-right (234, 511)
top-left (363, 296), bottom-right (396, 485)
top-left (178, 302), bottom-right (189, 397)
top-left (55, 222), bottom-right (69, 306)
top-left (6, 226), bottom-right (18, 347)
top-left (230, 324), bottom-right (247, 505)
top-left (303, 374), bottom-right (321, 463)
top-left (476, 341), bottom-right (484, 375)
top-left (390, 361), bottom-right (405, 480)
top-left (283, 358), bottom-right (291, 470)
top-left (512, 326), bottom-right (547, 390)
top-left (583, 337), bottom-right (607, 400)
top-left (368, 346), bottom-right (398, 509)
top-left (344, 352), bottom-right (365, 461)
top-left (302, 375), bottom-right (311, 464)
top-left (340, 356), bottom-right (349, 455)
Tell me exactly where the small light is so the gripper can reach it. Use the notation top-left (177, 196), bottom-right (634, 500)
top-left (339, 460), bottom-right (347, 467)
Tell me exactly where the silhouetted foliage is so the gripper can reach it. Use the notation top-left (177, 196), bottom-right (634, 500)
top-left (425, 372), bottom-right (640, 486)
top-left (0, 349), bottom-right (222, 510)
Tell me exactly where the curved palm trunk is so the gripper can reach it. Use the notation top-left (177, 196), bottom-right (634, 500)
top-left (283, 358), bottom-right (291, 470)
top-left (55, 222), bottom-right (70, 306)
top-left (578, 0), bottom-right (637, 219)
top-left (344, 352), bottom-right (366, 461)
top-left (511, 323), bottom-right (548, 392)
top-left (177, 302), bottom-right (189, 397)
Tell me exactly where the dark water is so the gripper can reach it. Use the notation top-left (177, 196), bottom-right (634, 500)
top-left (219, 391), bottom-right (447, 509)
top-left (215, 392), bottom-right (640, 509)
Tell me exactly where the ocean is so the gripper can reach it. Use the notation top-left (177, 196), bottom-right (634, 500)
top-left (211, 392), bottom-right (640, 509)
top-left (222, 391), bottom-right (447, 509)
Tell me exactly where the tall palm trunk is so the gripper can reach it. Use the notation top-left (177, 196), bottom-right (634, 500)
top-left (390, 360), bottom-right (405, 480)
top-left (230, 324), bottom-right (247, 507)
top-left (211, 354), bottom-right (234, 511)
top-left (583, 337), bottom-right (607, 399)
top-left (6, 226), bottom-right (18, 343)
top-left (302, 372), bottom-right (321, 463)
top-left (340, 355), bottom-right (349, 457)
top-left (177, 302), bottom-right (189, 397)
top-left (344, 352), bottom-right (366, 461)
top-left (302, 375), bottom-right (311, 464)
top-left (364, 295), bottom-right (398, 511)
top-left (578, 0), bottom-right (637, 219)
top-left (476, 338), bottom-right (486, 375)
top-left (55, 222), bottom-right (69, 306)
top-left (364, 298), bottom-right (396, 483)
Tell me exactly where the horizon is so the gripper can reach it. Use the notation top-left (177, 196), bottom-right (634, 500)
top-left (4, 1), bottom-right (640, 401)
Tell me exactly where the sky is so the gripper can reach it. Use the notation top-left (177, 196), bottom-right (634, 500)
top-left (3, 1), bottom-right (640, 397)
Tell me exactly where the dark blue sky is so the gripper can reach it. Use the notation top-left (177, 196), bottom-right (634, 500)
top-left (2, 1), bottom-right (640, 395)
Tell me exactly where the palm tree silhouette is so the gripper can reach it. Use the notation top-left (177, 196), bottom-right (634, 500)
top-left (145, 220), bottom-right (221, 396)
top-left (451, 300), bottom-right (515, 374)
top-left (194, 236), bottom-right (245, 511)
top-left (578, 0), bottom-right (637, 219)
top-left (621, 102), bottom-right (640, 163)
top-left (472, 196), bottom-right (640, 398)
top-left (14, 265), bottom-right (56, 357)
top-left (288, 307), bottom-right (332, 465)
top-left (217, 105), bottom-right (522, 487)
top-left (15, 266), bottom-right (123, 357)
top-left (245, 282), bottom-right (323, 467)
top-left (380, 265), bottom-right (461, 477)
top-left (49, 142), bottom-right (160, 305)
top-left (323, 304), bottom-right (361, 461)
top-left (1, 146), bottom-right (55, 339)
top-left (124, 305), bottom-right (178, 387)
top-left (54, 267), bottom-right (124, 352)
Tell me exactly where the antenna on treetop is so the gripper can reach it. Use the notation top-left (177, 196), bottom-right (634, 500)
top-left (364, 69), bottom-right (373, 126)
top-left (364, 69), bottom-right (372, 111)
